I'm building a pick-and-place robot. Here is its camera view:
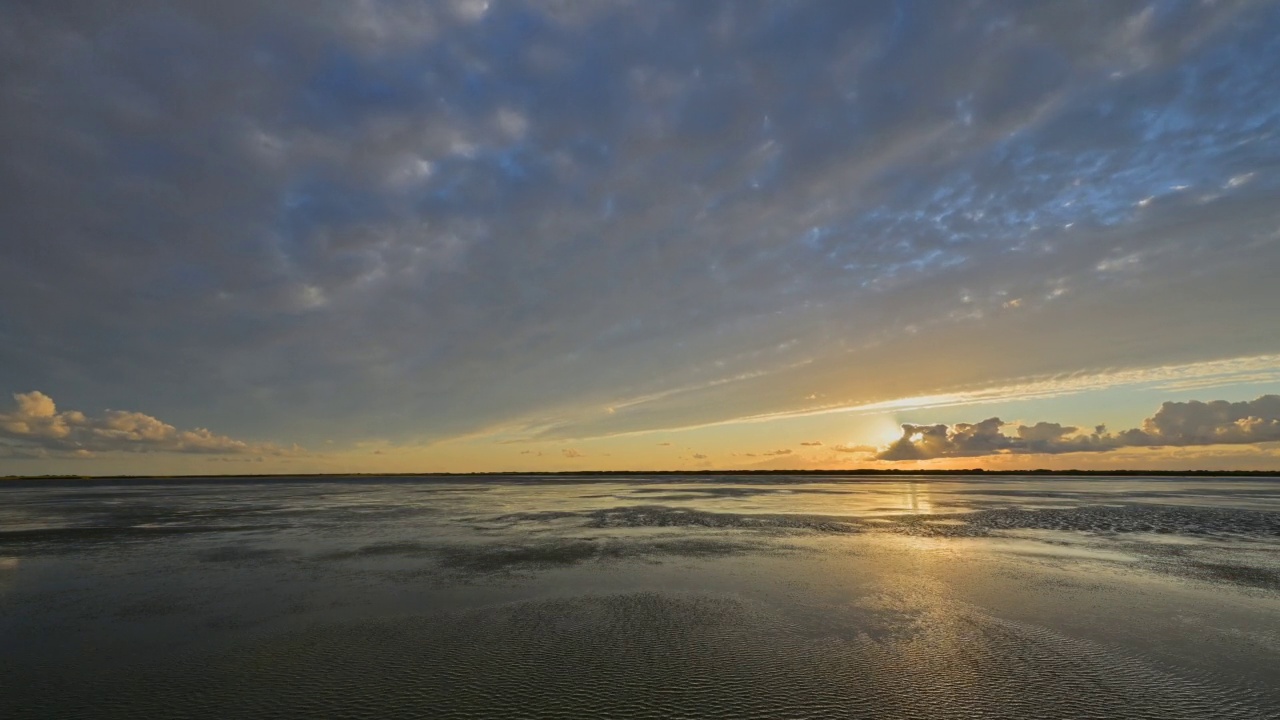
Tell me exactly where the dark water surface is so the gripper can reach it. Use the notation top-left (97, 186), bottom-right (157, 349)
top-left (2, 475), bottom-right (1279, 718)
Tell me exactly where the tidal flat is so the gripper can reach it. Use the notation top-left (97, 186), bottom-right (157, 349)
top-left (2, 475), bottom-right (1279, 719)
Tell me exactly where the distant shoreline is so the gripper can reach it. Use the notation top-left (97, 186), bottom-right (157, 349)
top-left (3, 468), bottom-right (1278, 482)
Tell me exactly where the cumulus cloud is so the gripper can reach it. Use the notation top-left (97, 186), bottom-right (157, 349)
top-left (875, 394), bottom-right (1280, 461)
top-left (1139, 396), bottom-right (1280, 446)
top-left (0, 391), bottom-right (293, 458)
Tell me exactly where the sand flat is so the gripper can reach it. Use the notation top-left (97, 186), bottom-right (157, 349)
top-left (1, 475), bottom-right (1278, 718)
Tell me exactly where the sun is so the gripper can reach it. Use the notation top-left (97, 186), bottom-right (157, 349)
top-left (866, 418), bottom-right (906, 448)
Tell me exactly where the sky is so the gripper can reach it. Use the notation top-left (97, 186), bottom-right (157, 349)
top-left (2, 0), bottom-right (1279, 476)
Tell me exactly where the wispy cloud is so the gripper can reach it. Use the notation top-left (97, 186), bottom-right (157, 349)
top-left (1, 1), bottom-right (1278, 467)
top-left (506, 354), bottom-right (1280, 443)
top-left (851, 355), bottom-right (1280, 415)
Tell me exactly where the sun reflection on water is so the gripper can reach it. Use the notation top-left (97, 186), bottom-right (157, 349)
top-left (0, 557), bottom-right (18, 600)
top-left (899, 483), bottom-right (933, 515)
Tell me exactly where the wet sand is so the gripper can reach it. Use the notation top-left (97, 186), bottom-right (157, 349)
top-left (2, 475), bottom-right (1278, 718)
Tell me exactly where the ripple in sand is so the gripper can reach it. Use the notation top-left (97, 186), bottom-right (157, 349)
top-left (7, 592), bottom-right (1270, 720)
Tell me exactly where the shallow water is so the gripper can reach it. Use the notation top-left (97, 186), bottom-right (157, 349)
top-left (2, 475), bottom-right (1278, 718)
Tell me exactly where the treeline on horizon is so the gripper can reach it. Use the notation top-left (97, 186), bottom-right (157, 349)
top-left (3, 468), bottom-right (1279, 481)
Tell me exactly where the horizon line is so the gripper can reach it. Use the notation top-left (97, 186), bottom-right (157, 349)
top-left (4, 468), bottom-right (1279, 481)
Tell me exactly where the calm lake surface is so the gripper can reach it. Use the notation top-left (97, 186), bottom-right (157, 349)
top-left (2, 475), bottom-right (1279, 718)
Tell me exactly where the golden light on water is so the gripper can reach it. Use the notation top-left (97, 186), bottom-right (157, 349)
top-left (899, 483), bottom-right (933, 515)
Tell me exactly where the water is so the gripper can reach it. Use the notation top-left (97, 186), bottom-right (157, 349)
top-left (2, 475), bottom-right (1278, 718)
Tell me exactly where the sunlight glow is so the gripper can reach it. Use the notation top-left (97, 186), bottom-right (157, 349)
top-left (868, 420), bottom-right (905, 448)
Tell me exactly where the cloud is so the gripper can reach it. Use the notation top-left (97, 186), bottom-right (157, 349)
top-left (1138, 395), bottom-right (1280, 446)
top-left (761, 449), bottom-right (792, 456)
top-left (1, 1), bottom-right (1278, 457)
top-left (832, 443), bottom-right (877, 454)
top-left (877, 419), bottom-right (1019, 461)
top-left (691, 453), bottom-right (707, 460)
top-left (874, 394), bottom-right (1280, 461)
top-left (840, 355), bottom-right (1280, 417)
top-left (799, 441), bottom-right (823, 446)
top-left (561, 448), bottom-right (584, 458)
top-left (1016, 422), bottom-right (1076, 444)
top-left (0, 391), bottom-right (294, 458)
